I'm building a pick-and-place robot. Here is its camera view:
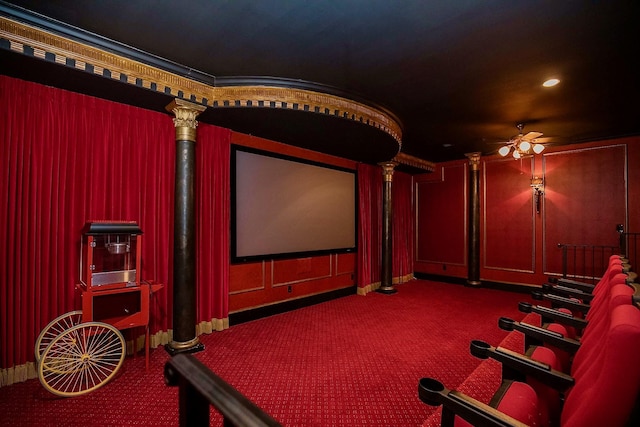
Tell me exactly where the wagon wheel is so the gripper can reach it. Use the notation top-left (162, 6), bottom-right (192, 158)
top-left (38, 322), bottom-right (125, 397)
top-left (35, 310), bottom-right (84, 362)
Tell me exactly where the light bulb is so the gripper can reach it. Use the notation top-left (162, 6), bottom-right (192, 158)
top-left (519, 140), bottom-right (531, 152)
top-left (513, 150), bottom-right (521, 159)
top-left (498, 146), bottom-right (510, 157)
top-left (533, 144), bottom-right (545, 154)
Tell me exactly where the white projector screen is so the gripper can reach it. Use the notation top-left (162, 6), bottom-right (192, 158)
top-left (232, 147), bottom-right (357, 262)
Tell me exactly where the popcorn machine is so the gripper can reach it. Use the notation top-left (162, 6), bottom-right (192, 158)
top-left (80, 221), bottom-right (142, 291)
top-left (35, 221), bottom-right (160, 397)
top-left (78, 221), bottom-right (149, 329)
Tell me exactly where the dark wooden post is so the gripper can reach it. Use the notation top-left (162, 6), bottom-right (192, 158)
top-left (378, 161), bottom-right (398, 294)
top-left (166, 99), bottom-right (206, 355)
top-left (466, 152), bottom-right (481, 287)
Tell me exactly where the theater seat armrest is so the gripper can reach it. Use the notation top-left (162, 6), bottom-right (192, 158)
top-left (554, 278), bottom-right (595, 293)
top-left (519, 302), bottom-right (588, 330)
top-left (470, 340), bottom-right (575, 391)
top-left (499, 317), bottom-right (581, 354)
top-left (418, 378), bottom-right (528, 427)
top-left (541, 283), bottom-right (594, 302)
top-left (532, 292), bottom-right (590, 314)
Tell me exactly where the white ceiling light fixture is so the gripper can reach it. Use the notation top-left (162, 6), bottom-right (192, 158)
top-left (543, 78), bottom-right (560, 87)
top-left (498, 123), bottom-right (546, 158)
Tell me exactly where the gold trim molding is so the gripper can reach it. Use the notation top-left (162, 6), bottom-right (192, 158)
top-left (393, 152), bottom-right (435, 172)
top-left (0, 16), bottom-right (402, 146)
top-left (379, 161), bottom-right (398, 182)
top-left (166, 98), bottom-right (207, 142)
top-left (465, 152), bottom-right (482, 171)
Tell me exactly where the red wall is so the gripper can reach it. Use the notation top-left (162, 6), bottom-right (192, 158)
top-left (415, 137), bottom-right (640, 287)
top-left (415, 162), bottom-right (467, 278)
top-left (229, 132), bottom-right (357, 313)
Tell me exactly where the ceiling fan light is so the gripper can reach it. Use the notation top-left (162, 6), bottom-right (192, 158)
top-left (498, 146), bottom-right (511, 156)
top-left (513, 150), bottom-right (521, 159)
top-left (519, 140), bottom-right (531, 151)
top-left (533, 143), bottom-right (545, 154)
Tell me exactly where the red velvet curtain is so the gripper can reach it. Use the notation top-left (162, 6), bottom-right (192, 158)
top-left (357, 164), bottom-right (414, 291)
top-left (0, 75), bottom-right (231, 372)
top-left (196, 124), bottom-right (230, 330)
top-left (392, 171), bottom-right (414, 281)
top-left (356, 163), bottom-right (382, 290)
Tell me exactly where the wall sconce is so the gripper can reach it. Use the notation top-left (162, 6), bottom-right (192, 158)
top-left (530, 176), bottom-right (544, 214)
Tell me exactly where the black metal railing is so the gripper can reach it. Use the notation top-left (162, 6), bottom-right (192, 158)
top-left (165, 354), bottom-right (282, 427)
top-left (620, 231), bottom-right (640, 269)
top-left (556, 243), bottom-right (621, 284)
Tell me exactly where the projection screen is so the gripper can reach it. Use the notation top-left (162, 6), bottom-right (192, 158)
top-left (232, 147), bottom-right (357, 262)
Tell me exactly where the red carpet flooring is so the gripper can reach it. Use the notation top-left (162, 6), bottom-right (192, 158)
top-left (0, 280), bottom-right (528, 426)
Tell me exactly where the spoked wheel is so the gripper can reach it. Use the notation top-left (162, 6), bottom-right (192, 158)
top-left (35, 310), bottom-right (84, 362)
top-left (38, 322), bottom-right (125, 397)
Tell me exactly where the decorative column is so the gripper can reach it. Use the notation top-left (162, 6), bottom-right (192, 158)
top-left (377, 161), bottom-right (398, 294)
top-left (166, 99), bottom-right (206, 355)
top-left (466, 152), bottom-right (481, 287)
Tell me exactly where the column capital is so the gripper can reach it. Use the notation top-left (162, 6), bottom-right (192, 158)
top-left (166, 99), bottom-right (207, 142)
top-left (379, 161), bottom-right (398, 182)
top-left (465, 152), bottom-right (482, 171)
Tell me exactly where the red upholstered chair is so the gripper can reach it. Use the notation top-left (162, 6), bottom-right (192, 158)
top-left (545, 254), bottom-right (627, 295)
top-left (504, 277), bottom-right (636, 373)
top-left (521, 270), bottom-right (632, 342)
top-left (534, 262), bottom-right (627, 319)
top-left (418, 303), bottom-right (640, 427)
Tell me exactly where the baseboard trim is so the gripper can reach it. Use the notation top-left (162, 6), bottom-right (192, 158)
top-left (413, 273), bottom-right (538, 294)
top-left (229, 286), bottom-right (357, 325)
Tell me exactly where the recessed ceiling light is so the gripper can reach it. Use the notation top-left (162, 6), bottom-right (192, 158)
top-left (543, 78), bottom-right (560, 87)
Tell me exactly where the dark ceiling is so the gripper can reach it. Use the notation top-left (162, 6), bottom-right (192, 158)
top-left (3, 0), bottom-right (640, 164)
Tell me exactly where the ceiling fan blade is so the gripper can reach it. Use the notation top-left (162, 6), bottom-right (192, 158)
top-left (532, 136), bottom-right (553, 143)
top-left (522, 131), bottom-right (543, 140)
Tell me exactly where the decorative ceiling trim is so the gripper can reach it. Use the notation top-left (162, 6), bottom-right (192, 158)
top-left (0, 15), bottom-right (402, 147)
top-left (393, 152), bottom-right (435, 172)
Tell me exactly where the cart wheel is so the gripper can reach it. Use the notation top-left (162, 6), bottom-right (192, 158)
top-left (35, 310), bottom-right (84, 362)
top-left (38, 322), bottom-right (125, 397)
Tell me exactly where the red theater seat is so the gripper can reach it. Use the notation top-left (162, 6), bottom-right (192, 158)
top-left (419, 303), bottom-right (640, 427)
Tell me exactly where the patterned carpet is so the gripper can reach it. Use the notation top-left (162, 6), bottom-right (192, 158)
top-left (0, 280), bottom-right (528, 426)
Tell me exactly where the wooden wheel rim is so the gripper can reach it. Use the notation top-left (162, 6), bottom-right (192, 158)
top-left (38, 322), bottom-right (125, 397)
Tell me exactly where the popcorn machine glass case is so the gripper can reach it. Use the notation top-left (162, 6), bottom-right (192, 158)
top-left (78, 221), bottom-right (149, 331)
top-left (80, 222), bottom-right (143, 291)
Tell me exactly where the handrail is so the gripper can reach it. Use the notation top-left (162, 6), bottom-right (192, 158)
top-left (556, 243), bottom-right (620, 284)
top-left (164, 353), bottom-right (282, 427)
top-left (621, 231), bottom-right (639, 269)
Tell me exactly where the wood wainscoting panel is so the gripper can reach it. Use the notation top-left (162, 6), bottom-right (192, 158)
top-left (483, 157), bottom-right (535, 273)
top-left (335, 252), bottom-right (356, 277)
top-left (272, 255), bottom-right (333, 287)
top-left (415, 163), bottom-right (467, 267)
top-left (543, 144), bottom-right (627, 276)
top-left (229, 261), bottom-right (267, 294)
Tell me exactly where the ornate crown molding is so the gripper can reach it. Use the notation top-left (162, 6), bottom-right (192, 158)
top-left (0, 15), bottom-right (402, 149)
top-left (392, 152), bottom-right (435, 172)
top-left (465, 152), bottom-right (482, 171)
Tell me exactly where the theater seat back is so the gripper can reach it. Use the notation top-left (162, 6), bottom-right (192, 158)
top-left (561, 304), bottom-right (640, 427)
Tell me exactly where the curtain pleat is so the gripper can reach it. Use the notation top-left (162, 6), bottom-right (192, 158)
top-left (357, 164), bottom-right (414, 293)
top-left (196, 124), bottom-right (230, 332)
top-left (392, 171), bottom-right (414, 282)
top-left (1, 76), bottom-right (231, 378)
top-left (357, 163), bottom-right (382, 292)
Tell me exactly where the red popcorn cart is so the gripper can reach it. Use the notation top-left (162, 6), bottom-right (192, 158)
top-left (35, 221), bottom-right (160, 397)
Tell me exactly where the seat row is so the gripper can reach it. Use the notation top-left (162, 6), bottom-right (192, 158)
top-left (419, 255), bottom-right (640, 427)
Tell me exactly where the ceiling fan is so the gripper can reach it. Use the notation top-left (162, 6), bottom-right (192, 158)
top-left (498, 123), bottom-right (545, 159)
